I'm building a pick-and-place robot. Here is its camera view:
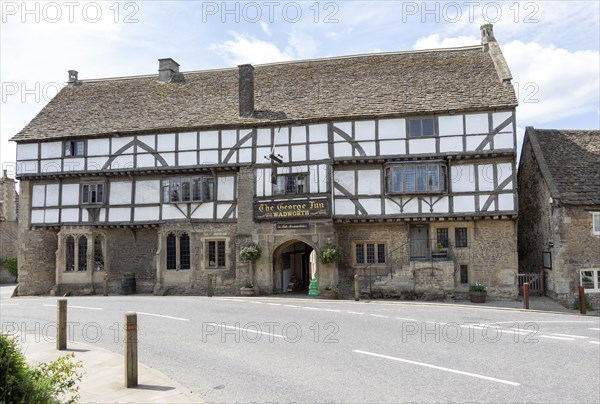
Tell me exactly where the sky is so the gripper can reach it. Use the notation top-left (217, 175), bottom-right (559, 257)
top-left (1, 0), bottom-right (599, 179)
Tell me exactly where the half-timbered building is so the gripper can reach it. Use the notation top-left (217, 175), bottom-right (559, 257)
top-left (12, 24), bottom-right (519, 299)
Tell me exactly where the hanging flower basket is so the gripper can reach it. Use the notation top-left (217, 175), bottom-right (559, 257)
top-left (240, 242), bottom-right (262, 263)
top-left (319, 243), bottom-right (343, 265)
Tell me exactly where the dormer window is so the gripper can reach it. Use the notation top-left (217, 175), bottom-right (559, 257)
top-left (64, 140), bottom-right (85, 157)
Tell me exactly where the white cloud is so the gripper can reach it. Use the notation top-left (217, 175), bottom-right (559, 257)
top-left (209, 31), bottom-right (293, 65)
top-left (413, 34), bottom-right (477, 50)
top-left (260, 21), bottom-right (272, 36)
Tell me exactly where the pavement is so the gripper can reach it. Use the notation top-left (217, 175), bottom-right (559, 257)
top-left (2, 283), bottom-right (596, 403)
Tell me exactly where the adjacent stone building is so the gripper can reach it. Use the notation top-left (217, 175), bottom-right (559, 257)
top-left (518, 127), bottom-right (600, 307)
top-left (12, 24), bottom-right (519, 299)
top-left (0, 169), bottom-right (19, 283)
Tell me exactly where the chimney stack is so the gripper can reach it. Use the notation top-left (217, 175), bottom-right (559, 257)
top-left (68, 70), bottom-right (78, 84)
top-left (480, 24), bottom-right (512, 85)
top-left (158, 58), bottom-right (182, 83)
top-left (2, 169), bottom-right (7, 179)
top-left (480, 23), bottom-right (496, 52)
top-left (238, 64), bottom-right (255, 118)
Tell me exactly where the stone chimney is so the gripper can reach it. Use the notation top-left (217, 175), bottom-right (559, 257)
top-left (480, 24), bottom-right (513, 85)
top-left (158, 58), bottom-right (183, 83)
top-left (68, 70), bottom-right (78, 84)
top-left (2, 169), bottom-right (7, 179)
top-left (238, 64), bottom-right (255, 118)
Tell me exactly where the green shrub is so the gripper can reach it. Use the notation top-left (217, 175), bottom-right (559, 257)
top-left (240, 242), bottom-right (262, 263)
top-left (572, 296), bottom-right (593, 311)
top-left (319, 244), bottom-right (343, 265)
top-left (0, 258), bottom-right (17, 278)
top-left (469, 283), bottom-right (486, 293)
top-left (0, 334), bottom-right (83, 404)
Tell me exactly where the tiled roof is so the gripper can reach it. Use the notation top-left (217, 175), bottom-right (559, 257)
top-left (526, 128), bottom-right (600, 205)
top-left (12, 45), bottom-right (517, 142)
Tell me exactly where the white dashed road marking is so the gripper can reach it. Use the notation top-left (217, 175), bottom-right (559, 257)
top-left (347, 311), bottom-right (364, 315)
top-left (551, 333), bottom-right (588, 339)
top-left (353, 350), bottom-right (520, 386)
top-left (283, 304), bottom-right (299, 308)
top-left (370, 314), bottom-right (389, 318)
top-left (207, 323), bottom-right (285, 339)
top-left (589, 341), bottom-right (600, 345)
top-left (137, 312), bottom-right (190, 322)
top-left (43, 304), bottom-right (102, 311)
top-left (539, 335), bottom-right (574, 341)
top-left (589, 328), bottom-right (600, 331)
top-left (266, 303), bottom-right (281, 306)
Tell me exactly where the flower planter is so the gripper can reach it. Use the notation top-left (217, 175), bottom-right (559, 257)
top-left (469, 291), bottom-right (487, 303)
top-left (120, 275), bottom-right (136, 295)
top-left (240, 287), bottom-right (255, 297)
top-left (322, 289), bottom-right (338, 299)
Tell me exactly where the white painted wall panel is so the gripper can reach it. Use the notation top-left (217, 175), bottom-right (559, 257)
top-left (31, 210), bottom-right (44, 224)
top-left (62, 184), bottom-right (79, 205)
top-left (178, 151), bottom-right (197, 166)
top-left (334, 171), bottom-right (355, 195)
top-left (409, 138), bottom-right (435, 154)
top-left (87, 157), bottom-right (108, 171)
top-left (431, 197), bottom-right (449, 213)
top-left (465, 113), bottom-right (488, 134)
top-left (333, 122), bottom-right (352, 136)
top-left (291, 126), bottom-right (306, 143)
top-left (63, 158), bottom-right (85, 172)
top-left (497, 163), bottom-right (513, 185)
top-left (161, 205), bottom-right (186, 220)
top-left (255, 147), bottom-right (271, 163)
top-left (61, 209), bottom-right (79, 222)
top-left (334, 199), bottom-right (355, 215)
top-left (134, 206), bottom-right (160, 221)
top-left (157, 134), bottom-right (176, 151)
top-left (110, 155), bottom-right (134, 170)
top-left (357, 170), bottom-right (381, 195)
top-left (359, 198), bottom-right (381, 215)
top-left (478, 165), bottom-right (495, 191)
top-left (309, 124), bottom-right (328, 142)
top-left (110, 182), bottom-right (132, 205)
top-left (218, 176), bottom-right (235, 200)
top-left (403, 198), bottom-right (419, 214)
top-left (291, 145), bottom-right (306, 162)
top-left (17, 161), bottom-right (38, 175)
top-left (80, 209), bottom-right (88, 222)
top-left (493, 111), bottom-right (512, 129)
top-left (263, 167), bottom-right (272, 196)
top-left (379, 139), bottom-right (406, 155)
top-left (221, 130), bottom-right (237, 148)
top-left (17, 143), bottom-right (38, 160)
top-left (292, 165), bottom-right (308, 174)
top-left (217, 204), bottom-right (232, 219)
top-left (40, 159), bottom-right (62, 173)
top-left (87, 138), bottom-right (111, 156)
top-left (256, 168), bottom-right (265, 197)
top-left (277, 128), bottom-right (290, 145)
top-left (112, 136), bottom-right (134, 153)
top-left (498, 194), bottom-right (514, 211)
top-left (135, 180), bottom-right (160, 204)
top-left (318, 165), bottom-right (328, 193)
top-left (465, 135), bottom-right (486, 151)
top-left (479, 195), bottom-right (493, 211)
top-left (384, 198), bottom-right (401, 214)
top-left (45, 185), bottom-right (58, 206)
top-left (354, 121), bottom-right (375, 141)
top-left (199, 150), bottom-right (218, 165)
top-left (138, 135), bottom-right (155, 149)
top-left (32, 185), bottom-right (46, 207)
top-left (98, 209), bottom-right (106, 222)
top-left (358, 141), bottom-right (376, 156)
top-left (438, 115), bottom-right (463, 136)
top-left (333, 142), bottom-right (352, 157)
top-left (256, 128), bottom-right (271, 146)
top-left (379, 119), bottom-right (405, 139)
top-left (453, 196), bottom-right (475, 212)
top-left (439, 137), bottom-right (463, 153)
top-left (40, 142), bottom-right (62, 159)
top-left (494, 133), bottom-right (513, 149)
top-left (136, 154), bottom-right (156, 168)
top-left (309, 143), bottom-right (329, 160)
top-left (179, 132), bottom-right (197, 150)
top-left (109, 208), bottom-right (131, 222)
top-left (239, 148), bottom-right (252, 163)
top-left (45, 209), bottom-right (59, 223)
top-left (191, 202), bottom-right (214, 219)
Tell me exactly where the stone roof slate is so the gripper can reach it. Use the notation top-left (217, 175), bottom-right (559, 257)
top-left (527, 128), bottom-right (600, 205)
top-left (12, 45), bottom-right (517, 142)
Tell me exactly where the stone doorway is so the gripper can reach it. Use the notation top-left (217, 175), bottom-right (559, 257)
top-left (272, 240), bottom-right (316, 294)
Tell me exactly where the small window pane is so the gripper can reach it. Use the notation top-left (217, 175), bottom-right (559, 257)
top-left (594, 213), bottom-right (600, 234)
top-left (409, 119), bottom-right (421, 137)
top-left (427, 165), bottom-right (439, 191)
top-left (285, 175), bottom-right (297, 194)
top-left (404, 166), bottom-right (415, 192)
top-left (75, 141), bottom-right (85, 156)
top-left (96, 184), bottom-right (103, 203)
top-left (393, 167), bottom-right (403, 193)
top-left (416, 165), bottom-right (427, 192)
top-left (166, 234), bottom-right (177, 270)
top-left (181, 179), bottom-right (191, 202)
top-left (460, 265), bottom-right (469, 284)
top-left (455, 228), bottom-right (468, 247)
top-left (356, 244), bottom-right (364, 264)
top-left (162, 180), bottom-right (170, 202)
top-left (170, 179), bottom-right (180, 203)
top-left (208, 241), bottom-right (216, 267)
top-left (78, 236), bottom-right (87, 271)
top-left (192, 179), bottom-right (202, 201)
top-left (203, 178), bottom-right (214, 201)
top-left (296, 176), bottom-right (306, 194)
top-left (437, 228), bottom-right (449, 247)
top-left (217, 241), bottom-right (226, 267)
top-left (180, 234), bottom-right (190, 270)
top-left (65, 236), bottom-right (75, 271)
top-left (94, 236), bottom-right (105, 271)
top-left (274, 176), bottom-right (286, 195)
top-left (377, 244), bottom-right (386, 263)
top-left (422, 119), bottom-right (434, 136)
top-left (581, 271), bottom-right (594, 290)
top-left (366, 244), bottom-right (375, 264)
top-left (82, 185), bottom-right (89, 204)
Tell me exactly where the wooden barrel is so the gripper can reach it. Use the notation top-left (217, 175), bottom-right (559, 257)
top-left (121, 276), bottom-right (136, 295)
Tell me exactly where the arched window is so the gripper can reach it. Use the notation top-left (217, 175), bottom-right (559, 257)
top-left (94, 235), bottom-right (105, 271)
top-left (78, 236), bottom-right (88, 271)
top-left (180, 233), bottom-right (190, 270)
top-left (65, 236), bottom-right (75, 271)
top-left (166, 233), bottom-right (177, 270)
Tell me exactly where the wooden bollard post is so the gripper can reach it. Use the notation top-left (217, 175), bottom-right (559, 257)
top-left (208, 274), bottom-right (214, 297)
top-left (124, 312), bottom-right (138, 388)
top-left (523, 282), bottom-right (529, 310)
top-left (57, 299), bottom-right (67, 350)
top-left (103, 273), bottom-right (109, 296)
top-left (579, 287), bottom-right (586, 315)
top-left (354, 274), bottom-right (360, 301)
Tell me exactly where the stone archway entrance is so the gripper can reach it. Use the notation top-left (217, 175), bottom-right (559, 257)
top-left (272, 240), bottom-right (316, 294)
